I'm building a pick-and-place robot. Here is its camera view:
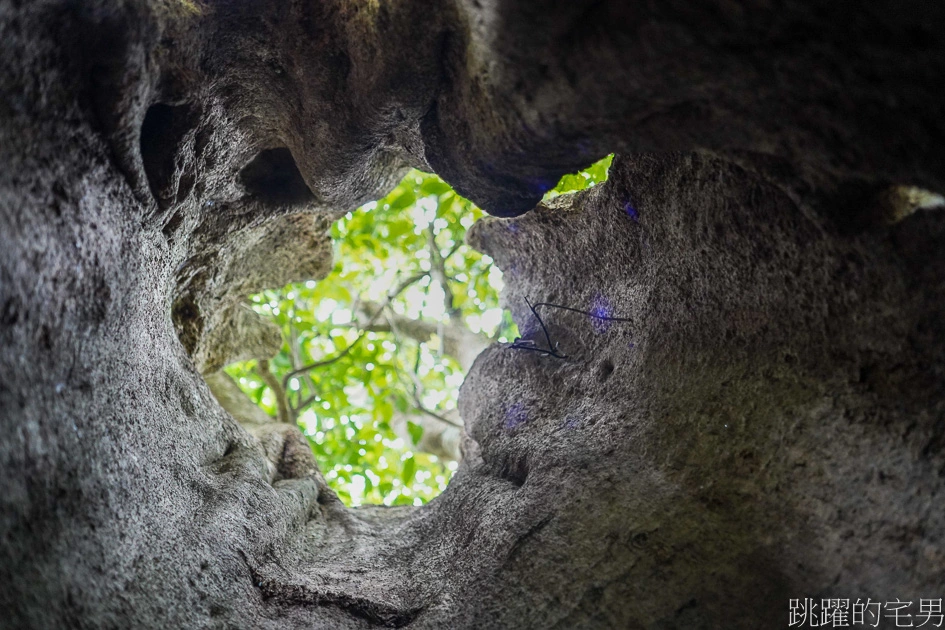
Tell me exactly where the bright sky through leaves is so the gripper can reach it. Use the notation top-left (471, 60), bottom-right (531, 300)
top-left (225, 155), bottom-right (613, 506)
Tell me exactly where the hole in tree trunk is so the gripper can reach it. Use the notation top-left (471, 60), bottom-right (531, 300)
top-left (203, 159), bottom-right (608, 506)
top-left (140, 102), bottom-right (197, 207)
top-left (239, 147), bottom-right (317, 206)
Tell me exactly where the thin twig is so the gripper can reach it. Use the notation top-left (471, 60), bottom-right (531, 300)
top-left (428, 225), bottom-right (459, 323)
top-left (508, 296), bottom-right (567, 358)
top-left (282, 272), bottom-right (428, 389)
top-left (391, 359), bottom-right (463, 429)
top-left (383, 326), bottom-right (463, 430)
top-left (443, 240), bottom-right (463, 262)
top-left (507, 340), bottom-right (567, 358)
top-left (295, 392), bottom-right (318, 413)
top-left (506, 297), bottom-right (633, 359)
top-left (528, 297), bottom-right (555, 350)
top-left (531, 301), bottom-right (634, 323)
top-left (415, 402), bottom-right (463, 428)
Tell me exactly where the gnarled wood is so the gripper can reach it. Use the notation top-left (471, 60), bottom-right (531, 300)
top-left (1, 1), bottom-right (943, 628)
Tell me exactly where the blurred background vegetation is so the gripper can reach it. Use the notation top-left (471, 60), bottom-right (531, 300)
top-left (225, 155), bottom-right (613, 506)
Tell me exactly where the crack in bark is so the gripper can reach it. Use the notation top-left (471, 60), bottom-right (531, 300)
top-left (245, 560), bottom-right (424, 628)
top-left (503, 514), bottom-right (554, 568)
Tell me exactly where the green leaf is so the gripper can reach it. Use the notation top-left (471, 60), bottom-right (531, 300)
top-left (375, 399), bottom-right (394, 424)
top-left (393, 396), bottom-right (409, 413)
top-left (419, 178), bottom-right (451, 197)
top-left (386, 219), bottom-right (412, 239)
top-left (389, 189), bottom-right (416, 210)
top-left (406, 421), bottom-right (424, 445)
top-left (228, 163), bottom-right (607, 507)
top-left (401, 456), bottom-right (416, 484)
top-left (549, 153), bottom-right (614, 196)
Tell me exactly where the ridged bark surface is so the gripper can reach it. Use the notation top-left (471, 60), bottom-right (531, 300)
top-left (1, 1), bottom-right (943, 627)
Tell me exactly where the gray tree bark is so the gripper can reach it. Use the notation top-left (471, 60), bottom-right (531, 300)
top-left (1, 1), bottom-right (943, 628)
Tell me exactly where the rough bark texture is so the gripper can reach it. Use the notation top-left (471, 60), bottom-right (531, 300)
top-left (1, 1), bottom-right (944, 628)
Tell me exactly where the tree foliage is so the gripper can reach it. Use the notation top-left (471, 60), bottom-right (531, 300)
top-left (225, 155), bottom-right (612, 506)
top-left (546, 153), bottom-right (613, 199)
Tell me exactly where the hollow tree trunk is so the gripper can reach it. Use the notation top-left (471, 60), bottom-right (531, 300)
top-left (1, 1), bottom-right (943, 628)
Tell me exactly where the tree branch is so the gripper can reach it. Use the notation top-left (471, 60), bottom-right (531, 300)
top-left (352, 300), bottom-right (492, 372)
top-left (294, 391), bottom-right (319, 413)
top-left (281, 272), bottom-right (428, 389)
top-left (348, 314), bottom-right (438, 342)
top-left (205, 370), bottom-right (274, 426)
top-left (257, 359), bottom-right (291, 423)
top-left (427, 226), bottom-right (459, 323)
top-left (443, 239), bottom-right (463, 262)
top-left (388, 346), bottom-right (463, 429)
top-left (414, 401), bottom-right (463, 428)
